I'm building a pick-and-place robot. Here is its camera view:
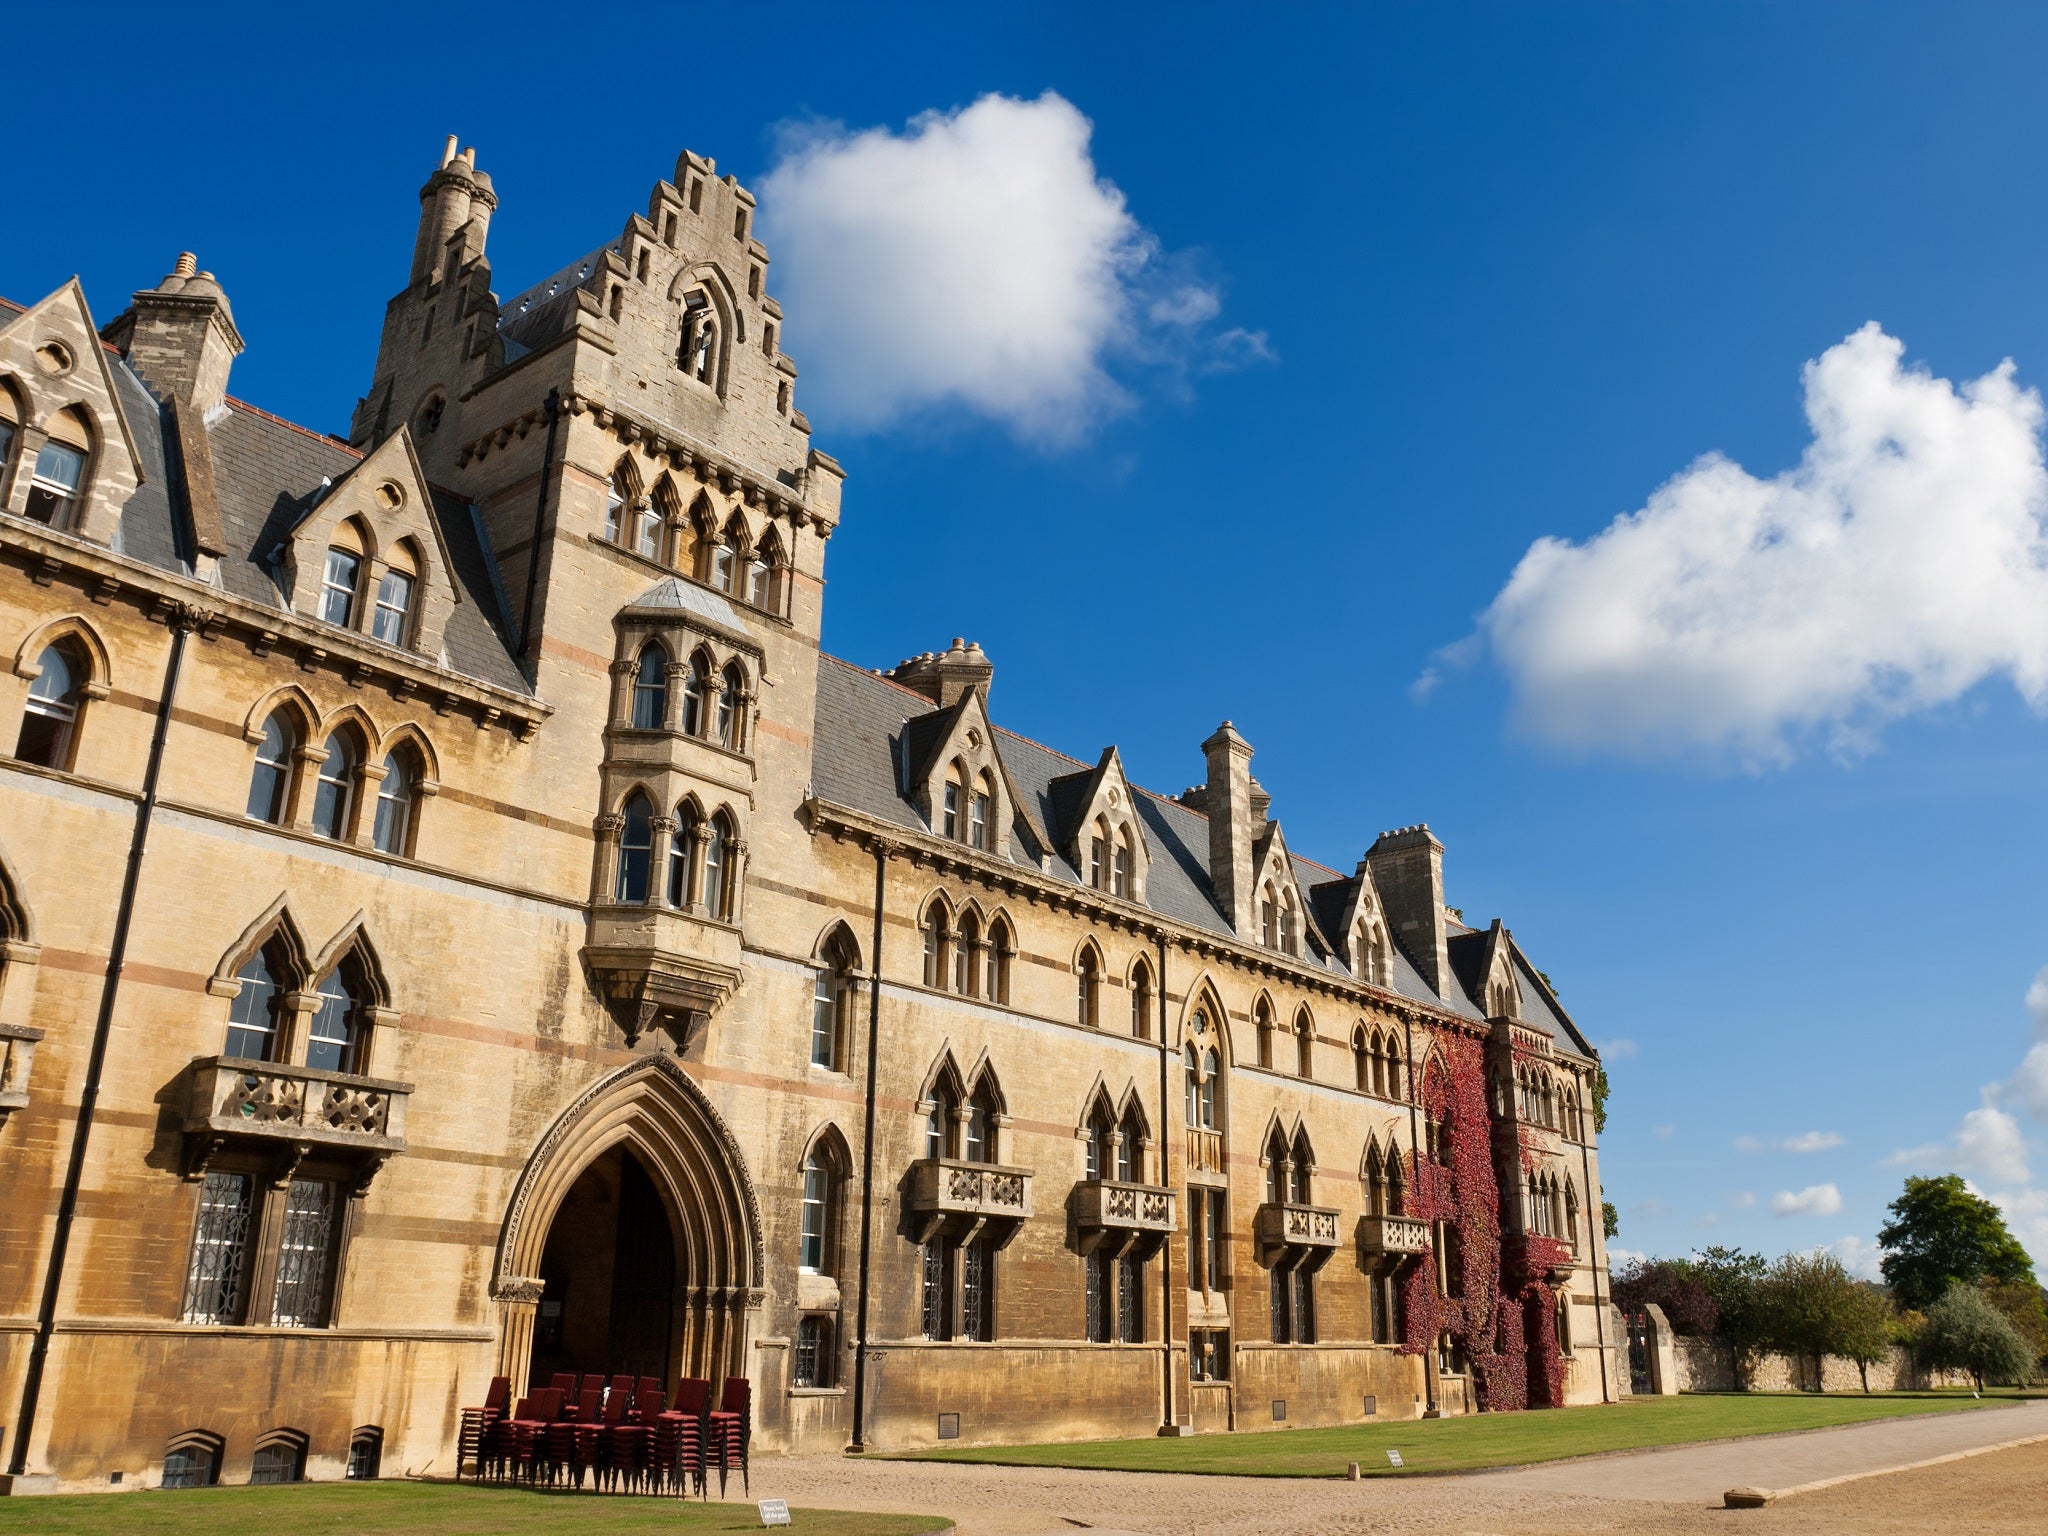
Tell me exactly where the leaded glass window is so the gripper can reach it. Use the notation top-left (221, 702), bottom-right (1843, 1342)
top-left (306, 969), bottom-right (357, 1073)
top-left (1084, 1249), bottom-right (1108, 1343)
top-left (793, 1315), bottom-right (831, 1387)
top-left (182, 1172), bottom-right (254, 1324)
top-left (271, 1179), bottom-right (336, 1327)
top-left (799, 1154), bottom-right (828, 1272)
top-left (810, 968), bottom-right (838, 1068)
top-left (247, 711), bottom-right (295, 822)
top-left (319, 548), bottom-right (360, 626)
top-left (920, 1241), bottom-right (946, 1340)
top-left (224, 952), bottom-right (281, 1062)
top-left (311, 732), bottom-right (357, 840)
top-left (961, 1237), bottom-right (989, 1342)
top-left (1117, 1255), bottom-right (1142, 1343)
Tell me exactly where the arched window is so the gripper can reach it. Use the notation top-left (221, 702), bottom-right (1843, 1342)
top-left (1084, 1099), bottom-right (1114, 1181)
top-left (1353, 1028), bottom-right (1371, 1093)
top-left (1290, 1131), bottom-right (1314, 1204)
top-left (319, 544), bottom-right (361, 628)
top-left (1364, 1141), bottom-right (1388, 1216)
top-left (1199, 1048), bottom-right (1220, 1130)
top-left (942, 762), bottom-right (966, 840)
top-left (710, 524), bottom-right (744, 594)
top-left (703, 812), bottom-right (734, 919)
top-left (800, 1150), bottom-right (835, 1272)
top-left (1260, 884), bottom-right (1277, 948)
top-left (1118, 1103), bottom-right (1145, 1182)
top-left (1265, 1128), bottom-right (1291, 1205)
top-left (683, 309), bottom-right (718, 382)
top-left (668, 800), bottom-right (701, 907)
top-left (1088, 818), bottom-right (1109, 890)
top-left (1113, 828), bottom-right (1133, 898)
top-left (1077, 945), bottom-right (1101, 1027)
top-left (373, 744), bottom-right (420, 856)
top-left (249, 1431), bottom-right (306, 1485)
top-left (346, 1427), bottom-right (383, 1481)
top-left (1255, 997), bottom-right (1275, 1069)
top-left (0, 390), bottom-right (17, 490)
top-left (1295, 1010), bottom-right (1314, 1079)
top-left (605, 465), bottom-right (629, 542)
top-left (970, 772), bottom-right (994, 851)
top-left (1129, 959), bottom-right (1153, 1039)
top-left (24, 431), bottom-right (87, 526)
top-left (954, 910), bottom-right (982, 997)
top-left (716, 663), bottom-right (744, 748)
top-left (1386, 1036), bottom-right (1404, 1101)
top-left (1183, 1045), bottom-right (1200, 1127)
top-left (224, 948), bottom-right (284, 1061)
top-left (306, 962), bottom-right (366, 1074)
top-left (745, 546), bottom-right (772, 608)
top-left (310, 730), bottom-right (360, 840)
top-left (615, 794), bottom-right (653, 903)
top-left (1564, 1181), bottom-right (1581, 1250)
top-left (631, 644), bottom-right (668, 729)
top-left (160, 1430), bottom-right (224, 1490)
top-left (1279, 891), bottom-right (1298, 956)
top-left (984, 917), bottom-right (1013, 1004)
top-left (681, 652), bottom-right (709, 736)
top-left (634, 498), bottom-right (664, 561)
top-left (812, 935), bottom-right (856, 1070)
top-left (922, 902), bottom-right (950, 989)
top-left (371, 549), bottom-right (416, 646)
top-left (16, 638), bottom-right (87, 769)
top-left (963, 1083), bottom-right (997, 1163)
top-left (926, 1078), bottom-right (958, 1159)
top-left (246, 710), bottom-right (298, 823)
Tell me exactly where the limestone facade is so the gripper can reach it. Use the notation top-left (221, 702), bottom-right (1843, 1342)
top-left (0, 138), bottom-right (1619, 1494)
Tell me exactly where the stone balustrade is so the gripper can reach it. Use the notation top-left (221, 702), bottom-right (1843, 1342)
top-left (907, 1157), bottom-right (1034, 1222)
top-left (184, 1055), bottom-right (411, 1155)
top-left (1074, 1178), bottom-right (1177, 1237)
top-left (1253, 1200), bottom-right (1342, 1251)
top-left (1355, 1212), bottom-right (1432, 1258)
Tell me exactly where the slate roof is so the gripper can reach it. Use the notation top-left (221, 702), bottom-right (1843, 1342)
top-left (94, 349), bottom-right (530, 696)
top-left (809, 654), bottom-right (1583, 1043)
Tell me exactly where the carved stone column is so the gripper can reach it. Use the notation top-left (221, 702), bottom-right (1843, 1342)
top-left (492, 1275), bottom-right (547, 1399)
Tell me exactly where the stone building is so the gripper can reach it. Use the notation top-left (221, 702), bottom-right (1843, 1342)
top-left (0, 138), bottom-right (1618, 1493)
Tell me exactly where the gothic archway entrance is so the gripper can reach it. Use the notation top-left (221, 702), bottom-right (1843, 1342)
top-left (492, 1054), bottom-right (764, 1396)
top-left (529, 1146), bottom-right (679, 1386)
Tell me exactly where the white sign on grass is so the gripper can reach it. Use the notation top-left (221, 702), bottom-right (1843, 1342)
top-left (1386, 1449), bottom-right (1404, 1467)
top-left (759, 1499), bottom-right (791, 1526)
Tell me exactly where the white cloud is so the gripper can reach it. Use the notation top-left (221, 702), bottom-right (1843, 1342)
top-left (1734, 1135), bottom-right (1763, 1154)
top-left (1728, 1190), bottom-right (1757, 1209)
top-left (1890, 1104), bottom-right (2033, 1187)
top-left (1771, 1183), bottom-right (1844, 1217)
top-left (1606, 1245), bottom-right (1650, 1270)
top-left (1469, 324), bottom-right (2048, 764)
top-left (1782, 1131), bottom-right (1846, 1154)
top-left (1825, 1234), bottom-right (1885, 1281)
top-left (759, 92), bottom-right (1266, 444)
top-left (1688, 1212), bottom-right (1720, 1229)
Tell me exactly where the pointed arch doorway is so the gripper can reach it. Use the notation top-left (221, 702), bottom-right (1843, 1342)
top-left (492, 1055), bottom-right (764, 1396)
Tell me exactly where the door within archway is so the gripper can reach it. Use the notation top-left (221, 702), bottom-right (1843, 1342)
top-left (530, 1146), bottom-right (680, 1387)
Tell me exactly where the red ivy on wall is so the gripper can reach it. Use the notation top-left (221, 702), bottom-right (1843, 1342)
top-left (1396, 1030), bottom-right (1566, 1412)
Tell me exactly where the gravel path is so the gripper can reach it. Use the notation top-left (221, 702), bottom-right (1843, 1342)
top-left (744, 1399), bottom-right (2048, 1536)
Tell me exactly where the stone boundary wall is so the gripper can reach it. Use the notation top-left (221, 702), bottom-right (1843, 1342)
top-left (1671, 1336), bottom-right (1969, 1393)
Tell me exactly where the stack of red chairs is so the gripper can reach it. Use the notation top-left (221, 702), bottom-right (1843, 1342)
top-left (709, 1378), bottom-right (751, 1496)
top-left (656, 1377), bottom-right (710, 1498)
top-left (551, 1386), bottom-right (602, 1486)
top-left (457, 1375), bottom-right (510, 1480)
top-left (512, 1387), bottom-right (566, 1484)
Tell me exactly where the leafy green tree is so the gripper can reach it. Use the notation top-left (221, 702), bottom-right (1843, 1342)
top-left (1693, 1245), bottom-right (1768, 1388)
top-left (1918, 1285), bottom-right (2035, 1390)
top-left (1976, 1277), bottom-right (2048, 1373)
top-left (1877, 1175), bottom-right (2036, 1311)
top-left (1755, 1251), bottom-right (1869, 1389)
top-left (1603, 1201), bottom-right (1619, 1240)
top-left (1590, 1065), bottom-right (1610, 1134)
top-left (1838, 1282), bottom-right (1896, 1394)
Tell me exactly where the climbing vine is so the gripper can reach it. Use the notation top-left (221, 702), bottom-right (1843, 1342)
top-left (1397, 1029), bottom-right (1566, 1412)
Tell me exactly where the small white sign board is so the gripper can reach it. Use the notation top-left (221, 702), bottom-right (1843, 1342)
top-left (1386, 1449), bottom-right (1404, 1467)
top-left (759, 1499), bottom-right (792, 1527)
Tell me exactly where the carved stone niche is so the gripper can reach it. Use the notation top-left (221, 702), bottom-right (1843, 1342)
top-left (582, 943), bottom-right (742, 1054)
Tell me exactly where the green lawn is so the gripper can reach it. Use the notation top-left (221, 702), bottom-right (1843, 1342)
top-left (0, 1481), bottom-right (949, 1536)
top-left (898, 1390), bottom-right (2033, 1478)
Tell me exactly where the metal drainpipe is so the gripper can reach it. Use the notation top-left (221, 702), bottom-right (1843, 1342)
top-left (1403, 1013), bottom-right (1435, 1417)
top-left (1576, 1077), bottom-right (1612, 1402)
top-left (1156, 930), bottom-right (1172, 1431)
top-left (515, 389), bottom-right (561, 681)
top-left (847, 840), bottom-right (889, 1452)
top-left (9, 606), bottom-right (197, 1476)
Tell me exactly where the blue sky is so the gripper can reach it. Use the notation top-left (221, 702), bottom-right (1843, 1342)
top-left (10, 2), bottom-right (2048, 1272)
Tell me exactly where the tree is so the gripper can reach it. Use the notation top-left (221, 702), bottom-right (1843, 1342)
top-left (1838, 1282), bottom-right (1895, 1394)
top-left (1611, 1258), bottom-right (1718, 1336)
top-left (1754, 1251), bottom-right (1870, 1389)
top-left (1692, 1246), bottom-right (1769, 1388)
top-left (1918, 1285), bottom-right (2035, 1390)
top-left (1603, 1201), bottom-right (1619, 1240)
top-left (1877, 1175), bottom-right (2036, 1312)
top-left (1976, 1277), bottom-right (2048, 1374)
top-left (1590, 1065), bottom-right (1610, 1134)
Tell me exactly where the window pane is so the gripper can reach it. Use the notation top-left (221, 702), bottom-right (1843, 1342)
top-left (271, 1178), bottom-right (337, 1327)
top-left (161, 1446), bottom-right (214, 1490)
top-left (632, 648), bottom-right (667, 729)
top-left (306, 970), bottom-right (355, 1073)
top-left (32, 440), bottom-right (84, 491)
top-left (247, 713), bottom-right (293, 822)
top-left (17, 644), bottom-right (82, 768)
top-left (962, 1238), bottom-right (988, 1342)
top-left (249, 1444), bottom-right (301, 1485)
top-left (1118, 1255), bottom-right (1142, 1342)
top-left (373, 751), bottom-right (414, 855)
top-left (371, 570), bottom-right (414, 645)
top-left (811, 970), bottom-right (837, 1067)
top-left (702, 822), bottom-right (727, 917)
top-left (616, 799), bottom-right (652, 903)
top-left (920, 1241), bottom-right (946, 1339)
top-left (312, 733), bottom-right (355, 839)
top-left (225, 953), bottom-right (280, 1061)
top-left (182, 1171), bottom-right (254, 1324)
top-left (320, 549), bottom-right (360, 626)
top-left (800, 1158), bottom-right (827, 1271)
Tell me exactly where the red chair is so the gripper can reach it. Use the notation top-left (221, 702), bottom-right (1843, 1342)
top-left (458, 1375), bottom-right (511, 1480)
top-left (549, 1387), bottom-right (601, 1487)
top-left (591, 1376), bottom-right (633, 1491)
top-left (513, 1388), bottom-right (565, 1485)
top-left (661, 1377), bottom-right (711, 1498)
top-left (709, 1378), bottom-right (750, 1496)
top-left (608, 1386), bottom-right (666, 1491)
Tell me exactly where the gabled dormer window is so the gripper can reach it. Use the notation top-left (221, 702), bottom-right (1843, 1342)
top-left (969, 772), bottom-right (993, 851)
top-left (25, 440), bottom-right (86, 527)
top-left (320, 547), bottom-right (361, 627)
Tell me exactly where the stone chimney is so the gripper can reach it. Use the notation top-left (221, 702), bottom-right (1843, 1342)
top-left (123, 253), bottom-right (244, 417)
top-left (887, 639), bottom-right (993, 709)
top-left (1201, 721), bottom-right (1257, 934)
top-left (1366, 824), bottom-right (1450, 997)
top-left (410, 138), bottom-right (496, 287)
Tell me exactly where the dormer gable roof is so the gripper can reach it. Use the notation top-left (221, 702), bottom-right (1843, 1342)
top-left (0, 280), bottom-right (146, 544)
top-left (899, 688), bottom-right (1047, 858)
